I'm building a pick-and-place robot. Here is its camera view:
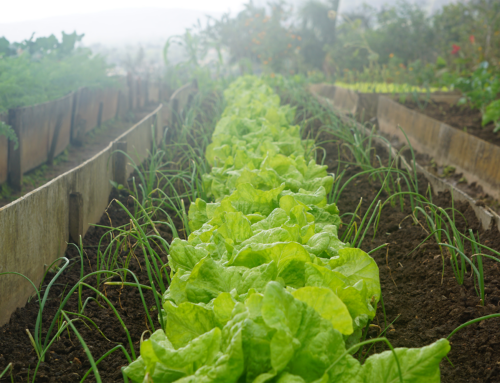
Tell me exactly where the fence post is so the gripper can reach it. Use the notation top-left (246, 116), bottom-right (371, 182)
top-left (70, 91), bottom-right (79, 145)
top-left (97, 102), bottom-right (104, 128)
top-left (127, 74), bottom-right (134, 111)
top-left (7, 108), bottom-right (22, 192)
top-left (47, 113), bottom-right (64, 165)
top-left (113, 141), bottom-right (128, 186)
top-left (69, 192), bottom-right (84, 243)
top-left (115, 91), bottom-right (122, 120)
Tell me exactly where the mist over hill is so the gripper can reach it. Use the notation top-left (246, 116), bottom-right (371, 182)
top-left (0, 0), bottom-right (460, 73)
top-left (0, 7), bottom-right (223, 45)
top-left (0, 0), bottom-right (460, 46)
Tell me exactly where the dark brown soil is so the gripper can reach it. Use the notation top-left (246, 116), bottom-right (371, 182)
top-left (318, 130), bottom-right (500, 383)
top-left (1, 90), bottom-right (499, 383)
top-left (400, 100), bottom-right (500, 147)
top-left (374, 111), bottom-right (500, 214)
top-left (295, 90), bottom-right (500, 382)
top-left (0, 186), bottom-right (184, 382)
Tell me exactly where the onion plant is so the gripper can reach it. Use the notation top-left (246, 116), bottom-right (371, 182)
top-left (24, 268), bottom-right (153, 383)
top-left (0, 363), bottom-right (13, 382)
top-left (0, 257), bottom-right (70, 363)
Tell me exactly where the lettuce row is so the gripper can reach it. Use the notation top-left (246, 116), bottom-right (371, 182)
top-left (124, 76), bottom-right (449, 382)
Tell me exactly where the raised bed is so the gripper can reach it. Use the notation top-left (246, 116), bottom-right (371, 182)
top-left (0, 81), bottom-right (197, 328)
top-left (0, 76), bottom-right (171, 193)
top-left (299, 85), bottom-right (500, 382)
top-left (309, 84), bottom-right (500, 221)
top-left (399, 99), bottom-right (500, 147)
top-left (1, 78), bottom-right (499, 383)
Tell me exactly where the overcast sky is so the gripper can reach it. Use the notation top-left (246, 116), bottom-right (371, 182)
top-left (1, 0), bottom-right (454, 24)
top-left (0, 0), bottom-right (454, 44)
top-left (0, 0), bottom-right (248, 24)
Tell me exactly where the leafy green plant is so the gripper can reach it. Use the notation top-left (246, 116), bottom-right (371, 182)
top-left (482, 99), bottom-right (500, 132)
top-left (452, 61), bottom-right (500, 112)
top-left (126, 282), bottom-right (450, 382)
top-left (1, 32), bottom-right (85, 59)
top-left (0, 121), bottom-right (18, 147)
top-left (121, 75), bottom-right (450, 382)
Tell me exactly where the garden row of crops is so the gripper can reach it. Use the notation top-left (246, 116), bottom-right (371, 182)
top-left (2, 1), bottom-right (500, 381)
top-left (333, 63), bottom-right (500, 135)
top-left (121, 76), bottom-right (450, 382)
top-left (1, 74), bottom-right (500, 383)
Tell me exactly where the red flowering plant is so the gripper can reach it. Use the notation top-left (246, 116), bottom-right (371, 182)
top-left (451, 44), bottom-right (461, 55)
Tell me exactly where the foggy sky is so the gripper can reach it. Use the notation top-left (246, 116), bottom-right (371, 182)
top-left (0, 0), bottom-right (457, 45)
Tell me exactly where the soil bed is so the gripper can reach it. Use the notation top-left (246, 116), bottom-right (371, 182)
top-left (371, 111), bottom-right (500, 214)
top-left (0, 186), bottom-right (183, 382)
top-left (301, 92), bottom-right (500, 382)
top-left (1, 93), bottom-right (499, 382)
top-left (320, 136), bottom-right (500, 383)
top-left (0, 91), bottom-right (218, 383)
top-left (398, 99), bottom-right (500, 147)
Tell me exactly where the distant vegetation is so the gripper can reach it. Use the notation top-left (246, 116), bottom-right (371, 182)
top-left (1, 0), bottom-right (499, 134)
top-left (0, 31), bottom-right (115, 140)
top-left (162, 0), bottom-right (500, 132)
top-left (0, 32), bottom-right (114, 114)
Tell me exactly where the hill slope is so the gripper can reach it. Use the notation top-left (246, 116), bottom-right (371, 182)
top-left (0, 7), bottom-right (223, 44)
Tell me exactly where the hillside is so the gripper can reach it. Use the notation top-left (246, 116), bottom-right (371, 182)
top-left (0, 7), bottom-right (223, 45)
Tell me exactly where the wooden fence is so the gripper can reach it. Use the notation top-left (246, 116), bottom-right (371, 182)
top-left (0, 79), bottom-right (198, 326)
top-left (0, 75), bottom-right (172, 191)
top-left (0, 113), bottom-right (7, 185)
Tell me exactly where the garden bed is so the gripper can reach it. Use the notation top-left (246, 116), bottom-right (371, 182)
top-left (1, 80), bottom-right (499, 383)
top-left (398, 100), bottom-right (500, 147)
top-left (320, 138), bottom-right (500, 383)
top-left (0, 83), bottom-right (217, 382)
top-left (0, 187), bottom-right (181, 382)
top-left (309, 84), bottom-right (500, 216)
top-left (1, 137), bottom-right (499, 382)
top-left (367, 123), bottom-right (500, 214)
top-left (294, 88), bottom-right (500, 383)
